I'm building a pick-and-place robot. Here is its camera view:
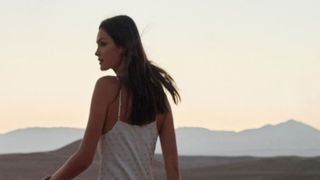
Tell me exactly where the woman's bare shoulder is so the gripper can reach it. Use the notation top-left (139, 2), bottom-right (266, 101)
top-left (94, 76), bottom-right (120, 102)
top-left (97, 75), bottom-right (118, 84)
top-left (96, 76), bottom-right (119, 89)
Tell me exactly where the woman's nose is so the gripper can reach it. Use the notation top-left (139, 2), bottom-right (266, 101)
top-left (95, 49), bottom-right (99, 56)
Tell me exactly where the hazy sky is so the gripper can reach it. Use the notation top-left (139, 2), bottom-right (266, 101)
top-left (1, 0), bottom-right (320, 133)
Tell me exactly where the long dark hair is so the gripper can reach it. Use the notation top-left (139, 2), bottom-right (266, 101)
top-left (99, 15), bottom-right (180, 125)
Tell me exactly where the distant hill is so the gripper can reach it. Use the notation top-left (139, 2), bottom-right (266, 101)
top-left (0, 140), bottom-right (319, 180)
top-left (1, 119), bottom-right (320, 156)
top-left (0, 127), bottom-right (84, 154)
top-left (155, 119), bottom-right (320, 156)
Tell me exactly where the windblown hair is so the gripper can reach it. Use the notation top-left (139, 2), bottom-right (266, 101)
top-left (99, 15), bottom-right (180, 125)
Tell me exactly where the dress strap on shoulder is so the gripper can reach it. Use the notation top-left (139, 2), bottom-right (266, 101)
top-left (117, 88), bottom-right (122, 121)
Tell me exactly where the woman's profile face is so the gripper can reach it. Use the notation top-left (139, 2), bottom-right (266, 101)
top-left (95, 29), bottom-right (123, 71)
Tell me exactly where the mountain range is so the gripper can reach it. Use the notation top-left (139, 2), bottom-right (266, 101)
top-left (1, 141), bottom-right (320, 180)
top-left (159, 119), bottom-right (320, 156)
top-left (1, 119), bottom-right (320, 156)
top-left (0, 127), bottom-right (84, 154)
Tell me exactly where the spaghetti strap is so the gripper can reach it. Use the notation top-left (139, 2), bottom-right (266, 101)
top-left (117, 88), bottom-right (122, 121)
top-left (98, 79), bottom-right (159, 180)
top-left (98, 85), bottom-right (159, 179)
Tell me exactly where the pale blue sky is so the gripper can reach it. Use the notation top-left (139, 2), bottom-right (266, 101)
top-left (1, 0), bottom-right (320, 133)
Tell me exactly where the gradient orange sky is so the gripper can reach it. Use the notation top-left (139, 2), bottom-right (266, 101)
top-left (1, 0), bottom-right (320, 133)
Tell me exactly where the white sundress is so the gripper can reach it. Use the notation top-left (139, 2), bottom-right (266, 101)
top-left (98, 88), bottom-right (159, 180)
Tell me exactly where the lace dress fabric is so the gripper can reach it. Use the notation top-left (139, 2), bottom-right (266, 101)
top-left (98, 88), bottom-right (159, 180)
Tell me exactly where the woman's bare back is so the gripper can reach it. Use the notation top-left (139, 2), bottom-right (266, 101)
top-left (101, 76), bottom-right (164, 135)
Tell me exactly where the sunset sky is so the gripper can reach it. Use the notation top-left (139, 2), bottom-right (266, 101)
top-left (1, 0), bottom-right (320, 133)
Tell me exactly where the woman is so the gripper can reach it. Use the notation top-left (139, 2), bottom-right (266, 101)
top-left (44, 15), bottom-right (181, 180)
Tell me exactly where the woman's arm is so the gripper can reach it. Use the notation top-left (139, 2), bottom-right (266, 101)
top-left (48, 77), bottom-right (113, 180)
top-left (159, 99), bottom-right (181, 180)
